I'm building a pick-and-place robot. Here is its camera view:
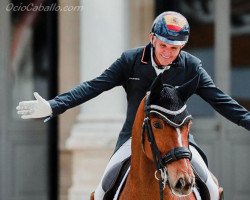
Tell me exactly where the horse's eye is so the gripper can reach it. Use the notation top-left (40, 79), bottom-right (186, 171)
top-left (153, 121), bottom-right (163, 129)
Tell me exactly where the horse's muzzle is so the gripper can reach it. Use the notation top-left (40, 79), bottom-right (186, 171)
top-left (171, 175), bottom-right (195, 196)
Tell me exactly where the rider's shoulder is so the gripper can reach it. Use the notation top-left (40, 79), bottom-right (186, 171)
top-left (121, 46), bottom-right (145, 61)
top-left (179, 50), bottom-right (202, 66)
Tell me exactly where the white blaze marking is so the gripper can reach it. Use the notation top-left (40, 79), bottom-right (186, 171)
top-left (176, 128), bottom-right (189, 168)
top-left (176, 128), bottom-right (183, 147)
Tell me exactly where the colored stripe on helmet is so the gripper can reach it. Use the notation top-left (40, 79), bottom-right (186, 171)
top-left (164, 15), bottom-right (187, 32)
top-left (166, 25), bottom-right (182, 32)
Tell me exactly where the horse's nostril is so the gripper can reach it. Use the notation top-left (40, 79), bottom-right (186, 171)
top-left (172, 176), bottom-right (194, 195)
top-left (175, 178), bottom-right (185, 190)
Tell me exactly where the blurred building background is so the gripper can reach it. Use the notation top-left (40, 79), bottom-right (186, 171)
top-left (0, 0), bottom-right (250, 200)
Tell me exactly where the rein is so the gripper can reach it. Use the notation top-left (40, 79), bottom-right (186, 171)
top-left (141, 94), bottom-right (192, 200)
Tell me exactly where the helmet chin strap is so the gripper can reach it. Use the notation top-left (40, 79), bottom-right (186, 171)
top-left (151, 45), bottom-right (164, 68)
top-left (150, 37), bottom-right (164, 68)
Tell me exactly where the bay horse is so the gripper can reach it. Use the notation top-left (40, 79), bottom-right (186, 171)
top-left (90, 74), bottom-right (220, 200)
top-left (119, 74), bottom-right (198, 200)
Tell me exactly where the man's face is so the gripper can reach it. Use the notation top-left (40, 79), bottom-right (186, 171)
top-left (150, 35), bottom-right (183, 66)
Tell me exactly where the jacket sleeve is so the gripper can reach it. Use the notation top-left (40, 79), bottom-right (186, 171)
top-left (195, 62), bottom-right (250, 131)
top-left (48, 53), bottom-right (129, 116)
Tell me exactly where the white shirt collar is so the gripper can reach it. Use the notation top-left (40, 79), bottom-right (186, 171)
top-left (150, 47), bottom-right (171, 75)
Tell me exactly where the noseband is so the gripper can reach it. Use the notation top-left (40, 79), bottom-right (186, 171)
top-left (141, 93), bottom-right (192, 200)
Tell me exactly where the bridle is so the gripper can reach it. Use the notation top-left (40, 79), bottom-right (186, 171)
top-left (141, 93), bottom-right (192, 200)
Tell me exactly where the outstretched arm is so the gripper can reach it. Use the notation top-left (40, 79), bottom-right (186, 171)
top-left (16, 52), bottom-right (131, 119)
top-left (196, 64), bottom-right (250, 131)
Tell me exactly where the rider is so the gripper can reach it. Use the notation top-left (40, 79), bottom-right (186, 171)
top-left (17, 11), bottom-right (250, 199)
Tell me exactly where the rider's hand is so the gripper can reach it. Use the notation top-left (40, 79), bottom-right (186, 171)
top-left (16, 92), bottom-right (52, 119)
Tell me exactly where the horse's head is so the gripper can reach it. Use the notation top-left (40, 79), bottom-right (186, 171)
top-left (140, 74), bottom-right (200, 197)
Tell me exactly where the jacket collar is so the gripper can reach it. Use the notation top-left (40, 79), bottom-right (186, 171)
top-left (141, 43), bottom-right (179, 67)
top-left (141, 43), bottom-right (151, 64)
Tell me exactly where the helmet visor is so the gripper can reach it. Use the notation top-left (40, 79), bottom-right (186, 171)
top-left (154, 33), bottom-right (187, 46)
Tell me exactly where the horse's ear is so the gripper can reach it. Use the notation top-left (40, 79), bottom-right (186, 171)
top-left (176, 74), bottom-right (200, 102)
top-left (149, 73), bottom-right (164, 102)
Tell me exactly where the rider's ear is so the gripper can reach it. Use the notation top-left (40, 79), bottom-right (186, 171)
top-left (149, 73), bottom-right (163, 103)
top-left (176, 74), bottom-right (200, 103)
top-left (149, 33), bottom-right (154, 44)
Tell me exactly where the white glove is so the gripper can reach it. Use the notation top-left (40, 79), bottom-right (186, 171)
top-left (16, 92), bottom-right (52, 119)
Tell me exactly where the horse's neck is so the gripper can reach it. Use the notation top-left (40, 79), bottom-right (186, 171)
top-left (128, 135), bottom-right (177, 199)
top-left (130, 147), bottom-right (157, 183)
top-left (128, 101), bottom-right (160, 190)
